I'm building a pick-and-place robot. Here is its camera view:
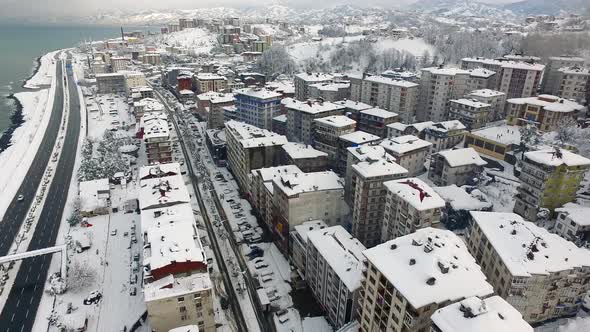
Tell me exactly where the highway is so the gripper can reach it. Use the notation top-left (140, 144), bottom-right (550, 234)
top-left (0, 55), bottom-right (64, 256)
top-left (0, 57), bottom-right (81, 332)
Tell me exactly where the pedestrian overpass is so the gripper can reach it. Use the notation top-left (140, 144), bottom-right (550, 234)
top-left (0, 245), bottom-right (67, 278)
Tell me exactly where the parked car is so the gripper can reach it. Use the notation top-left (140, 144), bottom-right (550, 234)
top-left (254, 262), bottom-right (268, 269)
top-left (111, 229), bottom-right (117, 236)
top-left (276, 309), bottom-right (290, 323)
top-left (247, 247), bottom-right (264, 260)
top-left (83, 290), bottom-right (102, 305)
top-left (129, 287), bottom-right (137, 296)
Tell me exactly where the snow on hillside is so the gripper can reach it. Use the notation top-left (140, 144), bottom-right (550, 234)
top-left (374, 38), bottom-right (435, 57)
top-left (152, 28), bottom-right (217, 54)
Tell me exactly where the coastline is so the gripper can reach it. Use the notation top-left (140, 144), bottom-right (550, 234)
top-left (22, 55), bottom-right (42, 89)
top-left (0, 94), bottom-right (24, 153)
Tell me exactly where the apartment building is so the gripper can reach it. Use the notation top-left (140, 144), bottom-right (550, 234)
top-left (467, 89), bottom-right (507, 121)
top-left (131, 86), bottom-right (155, 102)
top-left (358, 228), bottom-right (494, 332)
top-left (461, 58), bottom-right (545, 99)
top-left (195, 73), bottom-right (227, 94)
top-left (96, 73), bottom-right (127, 94)
top-left (422, 120), bottom-right (467, 154)
top-left (309, 82), bottom-right (351, 102)
top-left (141, 112), bottom-right (172, 165)
top-left (285, 98), bottom-right (346, 145)
top-left (294, 72), bottom-right (334, 101)
top-left (125, 71), bottom-right (148, 92)
top-left (380, 135), bottom-right (432, 176)
top-left (225, 120), bottom-right (288, 192)
top-left (271, 114), bottom-right (287, 136)
top-left (448, 99), bottom-right (492, 130)
top-left (506, 95), bottom-right (583, 132)
top-left (234, 88), bottom-right (282, 130)
top-left (350, 158), bottom-right (408, 247)
top-left (554, 66), bottom-right (590, 103)
top-left (555, 203), bottom-right (590, 246)
top-left (279, 142), bottom-right (329, 172)
top-left (133, 98), bottom-right (165, 121)
top-left (333, 100), bottom-right (373, 122)
top-left (143, 52), bottom-right (161, 65)
top-left (272, 171), bottom-right (348, 252)
top-left (387, 121), bottom-right (435, 139)
top-left (306, 226), bottom-right (366, 329)
top-left (111, 56), bottom-right (131, 72)
top-left (290, 220), bottom-right (327, 278)
top-left (428, 148), bottom-right (487, 186)
top-left (381, 178), bottom-right (445, 242)
top-left (431, 296), bottom-right (533, 332)
top-left (206, 93), bottom-right (235, 129)
top-left (467, 211), bottom-right (590, 324)
top-left (314, 115), bottom-right (357, 162)
top-left (465, 125), bottom-right (521, 161)
top-left (337, 131), bottom-right (381, 175)
top-left (358, 108), bottom-right (399, 138)
top-left (344, 145), bottom-right (392, 204)
top-left (416, 67), bottom-right (471, 122)
top-left (541, 56), bottom-right (586, 94)
top-left (514, 148), bottom-right (590, 222)
top-left (351, 75), bottom-right (419, 124)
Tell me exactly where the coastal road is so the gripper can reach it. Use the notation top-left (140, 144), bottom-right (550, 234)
top-left (0, 57), bottom-right (64, 256)
top-left (0, 56), bottom-right (81, 332)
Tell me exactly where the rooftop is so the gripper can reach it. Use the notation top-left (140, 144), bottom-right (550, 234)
top-left (468, 89), bottom-right (506, 98)
top-left (470, 211), bottom-right (590, 277)
top-left (380, 135), bottom-right (432, 155)
top-left (281, 142), bottom-right (328, 159)
top-left (272, 114), bottom-right (287, 123)
top-left (507, 94), bottom-right (584, 113)
top-left (339, 130), bottom-right (381, 145)
top-left (555, 203), bottom-right (590, 227)
top-left (360, 107), bottom-right (399, 119)
top-left (225, 120), bottom-right (288, 148)
top-left (314, 115), bottom-right (356, 128)
top-left (426, 120), bottom-right (467, 133)
top-left (468, 68), bottom-right (496, 78)
top-left (364, 75), bottom-right (419, 88)
top-left (196, 73), bottom-right (226, 80)
top-left (139, 174), bottom-right (190, 210)
top-left (333, 100), bottom-right (373, 112)
top-left (134, 98), bottom-right (165, 112)
top-left (252, 165), bottom-right (303, 183)
top-left (363, 228), bottom-right (494, 309)
top-left (139, 163), bottom-right (181, 180)
top-left (283, 98), bottom-right (345, 115)
top-left (433, 185), bottom-right (492, 211)
top-left (307, 226), bottom-right (366, 291)
top-left (462, 57), bottom-right (545, 71)
top-left (293, 220), bottom-right (328, 244)
top-left (79, 178), bottom-right (110, 212)
top-left (144, 273), bottom-right (212, 302)
top-left (295, 72), bottom-right (334, 82)
top-left (145, 221), bottom-right (205, 271)
top-left (309, 82), bottom-right (350, 91)
top-left (558, 66), bottom-right (590, 75)
top-left (431, 296), bottom-right (533, 332)
top-left (451, 99), bottom-right (492, 109)
top-left (384, 178), bottom-right (445, 211)
top-left (347, 145), bottom-right (392, 163)
top-left (524, 148), bottom-right (590, 167)
top-left (422, 67), bottom-right (471, 76)
top-left (235, 87), bottom-right (282, 100)
top-left (352, 159), bottom-right (408, 178)
top-left (437, 148), bottom-right (488, 167)
top-left (388, 121), bottom-right (435, 133)
top-left (470, 125), bottom-right (521, 146)
top-left (273, 171), bottom-right (343, 197)
top-left (142, 112), bottom-right (169, 139)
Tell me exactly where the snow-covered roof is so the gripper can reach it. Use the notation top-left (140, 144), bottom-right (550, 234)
top-left (144, 273), bottom-right (212, 302)
top-left (140, 203), bottom-right (194, 233)
top-left (272, 114), bottom-right (287, 123)
top-left (225, 120), bottom-right (287, 148)
top-left (142, 112), bottom-right (169, 140)
top-left (309, 82), bottom-right (350, 91)
top-left (96, 72), bottom-right (125, 78)
top-left (437, 148), bottom-right (488, 167)
top-left (433, 185), bottom-right (492, 211)
top-left (384, 178), bottom-right (445, 211)
top-left (179, 89), bottom-right (194, 96)
top-left (79, 178), bottom-right (110, 212)
top-left (265, 81), bottom-right (295, 94)
top-left (422, 67), bottom-right (471, 76)
top-left (273, 171), bottom-right (343, 197)
top-left (146, 220), bottom-right (205, 271)
top-left (139, 163), bottom-right (181, 180)
top-left (235, 87), bottom-right (282, 99)
top-left (431, 296), bottom-right (533, 332)
top-left (364, 75), bottom-right (419, 88)
top-left (360, 107), bottom-right (398, 119)
top-left (524, 148), bottom-right (590, 167)
top-left (470, 125), bottom-right (521, 146)
top-left (388, 121), bottom-right (437, 134)
top-left (339, 131), bottom-right (381, 145)
top-left (347, 145), bottom-right (392, 164)
top-left (363, 228), bottom-right (494, 309)
top-left (450, 99), bottom-right (491, 109)
top-left (168, 325), bottom-right (200, 332)
top-left (468, 68), bottom-right (496, 78)
top-left (281, 142), bottom-right (328, 159)
top-left (557, 66), bottom-right (590, 75)
top-left (507, 95), bottom-right (584, 113)
top-left (462, 58), bottom-right (545, 71)
top-left (352, 159), bottom-right (408, 178)
top-left (314, 115), bottom-right (356, 128)
top-left (252, 165), bottom-right (303, 183)
top-left (134, 98), bottom-right (165, 111)
top-left (283, 98), bottom-right (346, 115)
top-left (307, 226), bottom-right (366, 292)
top-left (295, 72), bottom-right (333, 82)
top-left (555, 203), bottom-right (590, 227)
top-left (139, 174), bottom-right (190, 210)
top-left (380, 135), bottom-right (432, 155)
top-left (195, 73), bottom-right (226, 80)
top-left (470, 211), bottom-right (590, 277)
top-left (196, 92), bottom-right (234, 104)
top-left (468, 89), bottom-right (506, 98)
top-left (549, 56), bottom-right (586, 62)
top-left (293, 220), bottom-right (328, 243)
top-left (427, 120), bottom-right (467, 133)
top-left (333, 100), bottom-right (373, 112)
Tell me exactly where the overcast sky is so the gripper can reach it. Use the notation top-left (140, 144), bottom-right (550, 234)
top-left (1, 0), bottom-right (521, 19)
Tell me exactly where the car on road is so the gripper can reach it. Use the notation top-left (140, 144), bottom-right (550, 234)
top-left (133, 253), bottom-right (140, 261)
top-left (254, 262), bottom-right (268, 269)
top-left (17, 195), bottom-right (24, 201)
top-left (111, 229), bottom-right (117, 236)
top-left (130, 287), bottom-right (137, 296)
top-left (83, 290), bottom-right (102, 305)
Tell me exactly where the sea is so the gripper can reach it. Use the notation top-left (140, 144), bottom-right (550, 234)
top-left (0, 23), bottom-right (157, 140)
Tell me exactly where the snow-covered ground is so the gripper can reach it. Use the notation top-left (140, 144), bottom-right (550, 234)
top-left (373, 37), bottom-right (435, 56)
top-left (287, 35), bottom-right (365, 62)
top-left (153, 28), bottom-right (217, 55)
top-left (25, 50), bottom-right (60, 89)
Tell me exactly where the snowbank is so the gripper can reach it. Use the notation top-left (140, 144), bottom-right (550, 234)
top-left (24, 50), bottom-right (59, 89)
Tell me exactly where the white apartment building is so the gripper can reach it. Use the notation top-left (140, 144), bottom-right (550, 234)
top-left (555, 203), bottom-right (590, 246)
top-left (554, 66), bottom-right (590, 103)
top-left (333, 99), bottom-right (373, 123)
top-left (358, 108), bottom-right (399, 138)
top-left (141, 112), bottom-right (172, 165)
top-left (337, 131), bottom-right (382, 174)
top-left (416, 67), bottom-right (471, 122)
top-left (111, 56), bottom-right (131, 72)
top-left (467, 89), bottom-right (507, 121)
top-left (195, 73), bottom-right (227, 94)
top-left (358, 228), bottom-right (494, 332)
top-left (422, 120), bottom-right (467, 154)
top-left (541, 56), bottom-right (586, 94)
top-left (290, 220), bottom-right (328, 278)
top-left (467, 211), bottom-right (590, 324)
top-left (448, 99), bottom-right (492, 130)
top-left (314, 115), bottom-right (357, 161)
top-left (428, 148), bottom-right (488, 187)
top-left (234, 88), bottom-right (282, 130)
top-left (306, 226), bottom-right (366, 329)
top-left (351, 75), bottom-right (419, 124)
top-left (380, 135), bottom-right (432, 176)
top-left (125, 71), bottom-right (148, 92)
top-left (381, 178), bottom-right (445, 242)
top-left (272, 171), bottom-right (349, 252)
top-left (225, 121), bottom-right (288, 192)
top-left (350, 158), bottom-right (408, 247)
top-left (344, 145), bottom-right (392, 204)
top-left (294, 72), bottom-right (334, 101)
top-left (207, 93), bottom-right (235, 130)
top-left (431, 296), bottom-right (533, 332)
top-left (285, 98), bottom-right (346, 145)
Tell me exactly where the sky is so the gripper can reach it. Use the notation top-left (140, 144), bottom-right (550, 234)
top-left (1, 0), bottom-right (521, 19)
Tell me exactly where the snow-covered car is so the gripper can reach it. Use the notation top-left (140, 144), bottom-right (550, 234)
top-left (110, 229), bottom-right (117, 236)
top-left (83, 290), bottom-right (102, 305)
top-left (129, 287), bottom-right (137, 296)
top-left (276, 309), bottom-right (290, 324)
top-left (254, 262), bottom-right (268, 269)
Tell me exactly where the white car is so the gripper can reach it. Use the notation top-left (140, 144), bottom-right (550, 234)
top-left (17, 195), bottom-right (24, 201)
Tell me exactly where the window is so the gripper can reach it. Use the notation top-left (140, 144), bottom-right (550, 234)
top-left (177, 297), bottom-right (185, 303)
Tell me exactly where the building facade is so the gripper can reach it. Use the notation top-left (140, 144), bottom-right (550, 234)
top-left (285, 98), bottom-right (346, 145)
top-left (380, 135), bottom-right (432, 176)
top-left (428, 148), bottom-right (487, 187)
top-left (358, 108), bottom-right (399, 138)
top-left (448, 99), bottom-right (492, 130)
top-left (313, 115), bottom-right (357, 162)
top-left (234, 88), bottom-right (282, 130)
